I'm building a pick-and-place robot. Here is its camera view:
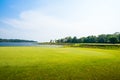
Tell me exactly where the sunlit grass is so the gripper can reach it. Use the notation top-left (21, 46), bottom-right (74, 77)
top-left (0, 47), bottom-right (120, 80)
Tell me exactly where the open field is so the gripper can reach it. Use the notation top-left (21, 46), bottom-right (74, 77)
top-left (0, 47), bottom-right (120, 80)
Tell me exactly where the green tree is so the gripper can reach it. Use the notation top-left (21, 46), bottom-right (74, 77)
top-left (72, 36), bottom-right (78, 43)
top-left (97, 34), bottom-right (107, 43)
top-left (109, 37), bottom-right (118, 44)
top-left (86, 36), bottom-right (97, 43)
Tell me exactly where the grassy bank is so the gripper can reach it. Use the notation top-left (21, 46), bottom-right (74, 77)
top-left (0, 47), bottom-right (120, 80)
top-left (69, 43), bottom-right (120, 49)
top-left (39, 43), bottom-right (120, 49)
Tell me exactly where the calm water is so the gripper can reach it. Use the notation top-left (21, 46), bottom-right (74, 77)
top-left (0, 42), bottom-right (38, 46)
top-left (0, 42), bottom-right (63, 47)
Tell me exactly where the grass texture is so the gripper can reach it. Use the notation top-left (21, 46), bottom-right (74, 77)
top-left (0, 47), bottom-right (120, 80)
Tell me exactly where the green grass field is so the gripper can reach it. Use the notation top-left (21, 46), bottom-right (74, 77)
top-left (0, 47), bottom-right (120, 80)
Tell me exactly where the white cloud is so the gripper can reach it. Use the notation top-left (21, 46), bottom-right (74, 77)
top-left (3, 10), bottom-right (68, 30)
top-left (1, 0), bottom-right (120, 41)
top-left (1, 10), bottom-right (73, 41)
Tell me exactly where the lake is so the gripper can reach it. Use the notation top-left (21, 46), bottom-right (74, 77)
top-left (0, 42), bottom-right (38, 46)
top-left (0, 42), bottom-right (63, 47)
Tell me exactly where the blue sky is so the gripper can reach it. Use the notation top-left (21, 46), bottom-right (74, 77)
top-left (0, 0), bottom-right (120, 42)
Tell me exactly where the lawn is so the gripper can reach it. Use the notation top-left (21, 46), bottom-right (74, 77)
top-left (0, 47), bottom-right (120, 80)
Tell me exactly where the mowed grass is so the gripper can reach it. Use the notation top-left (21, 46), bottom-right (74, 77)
top-left (0, 47), bottom-right (120, 80)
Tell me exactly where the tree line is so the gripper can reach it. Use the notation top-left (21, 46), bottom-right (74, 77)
top-left (53, 32), bottom-right (120, 44)
top-left (0, 39), bottom-right (36, 42)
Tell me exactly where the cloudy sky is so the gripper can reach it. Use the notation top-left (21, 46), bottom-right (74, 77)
top-left (0, 0), bottom-right (120, 42)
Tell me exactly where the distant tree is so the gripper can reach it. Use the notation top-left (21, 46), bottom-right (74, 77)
top-left (109, 37), bottom-right (118, 44)
top-left (55, 39), bottom-right (64, 43)
top-left (80, 37), bottom-right (86, 43)
top-left (55, 32), bottom-right (120, 44)
top-left (0, 38), bottom-right (36, 42)
top-left (97, 34), bottom-right (107, 43)
top-left (118, 34), bottom-right (120, 43)
top-left (86, 36), bottom-right (97, 43)
top-left (66, 37), bottom-right (72, 43)
top-left (114, 32), bottom-right (120, 43)
top-left (72, 36), bottom-right (78, 43)
top-left (77, 38), bottom-right (82, 43)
